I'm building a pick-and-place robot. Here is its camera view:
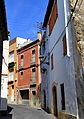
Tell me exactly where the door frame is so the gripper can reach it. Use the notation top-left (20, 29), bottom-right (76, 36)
top-left (52, 83), bottom-right (58, 117)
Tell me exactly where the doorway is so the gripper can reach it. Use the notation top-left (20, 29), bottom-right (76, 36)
top-left (20, 89), bottom-right (29, 104)
top-left (32, 91), bottom-right (36, 105)
top-left (52, 85), bottom-right (58, 117)
top-left (43, 90), bottom-right (46, 109)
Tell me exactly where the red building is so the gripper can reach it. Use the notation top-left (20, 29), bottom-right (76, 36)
top-left (17, 39), bottom-right (41, 106)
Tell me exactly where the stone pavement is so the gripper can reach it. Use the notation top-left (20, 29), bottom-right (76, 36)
top-left (0, 104), bottom-right (56, 119)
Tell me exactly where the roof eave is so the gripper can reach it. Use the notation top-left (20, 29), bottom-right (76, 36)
top-left (43, 0), bottom-right (54, 28)
top-left (0, 0), bottom-right (8, 40)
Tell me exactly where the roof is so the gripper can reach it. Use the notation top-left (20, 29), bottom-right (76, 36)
top-left (9, 38), bottom-right (16, 46)
top-left (0, 0), bottom-right (8, 40)
top-left (43, 0), bottom-right (54, 28)
top-left (17, 39), bottom-right (39, 52)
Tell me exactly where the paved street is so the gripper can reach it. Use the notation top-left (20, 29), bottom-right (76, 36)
top-left (0, 104), bottom-right (56, 119)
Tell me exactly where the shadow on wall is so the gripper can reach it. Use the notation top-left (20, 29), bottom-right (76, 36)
top-left (0, 105), bottom-right (13, 119)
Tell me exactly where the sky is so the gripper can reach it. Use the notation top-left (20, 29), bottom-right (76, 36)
top-left (5, 0), bottom-right (49, 40)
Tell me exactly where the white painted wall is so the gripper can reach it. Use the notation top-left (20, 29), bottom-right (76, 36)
top-left (48, 0), bottom-right (77, 115)
top-left (41, 0), bottom-right (78, 117)
top-left (0, 40), bottom-right (9, 111)
top-left (16, 37), bottom-right (32, 49)
top-left (2, 40), bottom-right (9, 75)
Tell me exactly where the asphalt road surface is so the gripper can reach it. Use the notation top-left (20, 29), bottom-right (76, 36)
top-left (0, 104), bottom-right (56, 119)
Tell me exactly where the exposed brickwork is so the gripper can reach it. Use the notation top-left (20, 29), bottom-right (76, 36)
top-left (17, 40), bottom-right (41, 106)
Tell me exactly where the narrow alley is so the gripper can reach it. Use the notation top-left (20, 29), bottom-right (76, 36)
top-left (0, 0), bottom-right (84, 119)
top-left (0, 104), bottom-right (56, 119)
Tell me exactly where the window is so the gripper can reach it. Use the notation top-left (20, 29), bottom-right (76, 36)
top-left (9, 51), bottom-right (14, 63)
top-left (32, 50), bottom-right (35, 55)
top-left (31, 50), bottom-right (36, 64)
top-left (60, 83), bottom-right (65, 110)
top-left (63, 34), bottom-right (67, 56)
top-left (20, 71), bottom-right (24, 79)
top-left (21, 72), bottom-right (23, 76)
top-left (21, 55), bottom-right (24, 59)
top-left (20, 54), bottom-right (24, 67)
top-left (51, 54), bottom-right (54, 70)
top-left (49, 0), bottom-right (58, 35)
top-left (32, 68), bottom-right (36, 83)
top-left (9, 71), bottom-right (14, 81)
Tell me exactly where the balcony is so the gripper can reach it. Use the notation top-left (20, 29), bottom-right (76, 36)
top-left (19, 61), bottom-right (24, 69)
top-left (30, 56), bottom-right (36, 66)
top-left (8, 62), bottom-right (15, 68)
top-left (8, 73), bottom-right (14, 82)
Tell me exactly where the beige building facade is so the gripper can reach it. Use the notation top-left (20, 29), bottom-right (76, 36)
top-left (8, 38), bottom-right (18, 103)
top-left (8, 37), bottom-right (27, 103)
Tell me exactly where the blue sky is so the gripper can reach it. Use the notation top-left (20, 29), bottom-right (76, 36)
top-left (5, 0), bottom-right (49, 40)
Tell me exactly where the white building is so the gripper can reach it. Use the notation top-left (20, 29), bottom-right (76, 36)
top-left (40, 0), bottom-right (83, 119)
top-left (1, 40), bottom-right (9, 112)
top-left (0, 0), bottom-right (8, 113)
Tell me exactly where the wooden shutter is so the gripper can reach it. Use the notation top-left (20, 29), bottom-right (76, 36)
top-left (63, 34), bottom-right (67, 56)
top-left (49, 0), bottom-right (58, 35)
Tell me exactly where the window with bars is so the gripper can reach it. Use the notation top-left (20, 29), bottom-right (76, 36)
top-left (31, 50), bottom-right (36, 64)
top-left (32, 68), bottom-right (36, 83)
top-left (20, 54), bottom-right (24, 67)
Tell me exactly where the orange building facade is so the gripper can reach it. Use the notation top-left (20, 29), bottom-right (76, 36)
top-left (17, 39), bottom-right (41, 106)
top-left (8, 38), bottom-right (18, 103)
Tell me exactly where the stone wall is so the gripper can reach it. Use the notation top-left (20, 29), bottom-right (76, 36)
top-left (70, 0), bottom-right (84, 68)
top-left (58, 111), bottom-right (77, 119)
top-left (70, 0), bottom-right (84, 119)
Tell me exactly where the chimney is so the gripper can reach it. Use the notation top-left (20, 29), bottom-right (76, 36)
top-left (37, 32), bottom-right (42, 41)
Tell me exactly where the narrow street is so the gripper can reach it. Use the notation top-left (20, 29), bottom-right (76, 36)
top-left (0, 105), bottom-right (56, 119)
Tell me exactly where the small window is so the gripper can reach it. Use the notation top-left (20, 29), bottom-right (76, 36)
top-left (32, 68), bottom-right (36, 72)
top-left (12, 85), bottom-right (14, 89)
top-left (51, 54), bottom-right (54, 70)
top-left (21, 55), bottom-right (24, 59)
top-left (63, 34), bottom-right (67, 56)
top-left (21, 72), bottom-right (23, 76)
top-left (60, 83), bottom-right (65, 110)
top-left (20, 55), bottom-right (24, 67)
top-left (32, 50), bottom-right (35, 55)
